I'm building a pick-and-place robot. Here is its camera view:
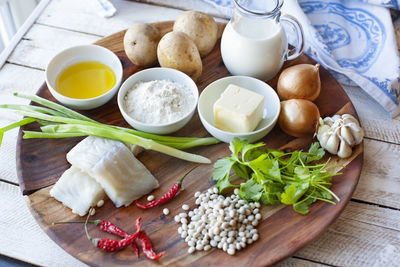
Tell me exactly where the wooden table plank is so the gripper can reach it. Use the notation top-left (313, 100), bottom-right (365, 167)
top-left (295, 201), bottom-right (400, 266)
top-left (36, 0), bottom-right (184, 37)
top-left (343, 85), bottom-right (400, 145)
top-left (353, 139), bottom-right (400, 209)
top-left (0, 63), bottom-right (44, 184)
top-left (7, 24), bottom-right (99, 70)
top-left (0, 182), bottom-right (86, 266)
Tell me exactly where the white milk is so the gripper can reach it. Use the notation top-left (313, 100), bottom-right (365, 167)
top-left (221, 16), bottom-right (288, 81)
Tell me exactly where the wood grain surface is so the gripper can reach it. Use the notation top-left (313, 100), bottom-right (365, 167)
top-left (17, 21), bottom-right (363, 266)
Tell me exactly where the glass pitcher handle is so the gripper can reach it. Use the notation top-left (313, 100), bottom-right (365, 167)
top-left (281, 15), bottom-right (304, 60)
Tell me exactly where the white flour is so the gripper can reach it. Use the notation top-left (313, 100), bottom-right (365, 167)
top-left (124, 80), bottom-right (196, 124)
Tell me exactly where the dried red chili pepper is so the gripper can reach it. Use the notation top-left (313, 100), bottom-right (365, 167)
top-left (138, 231), bottom-right (165, 260)
top-left (136, 166), bottom-right (198, 209)
top-left (54, 215), bottom-right (141, 256)
top-left (84, 209), bottom-right (142, 252)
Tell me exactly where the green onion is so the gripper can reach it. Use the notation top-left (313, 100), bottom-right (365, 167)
top-left (0, 93), bottom-right (219, 164)
top-left (13, 92), bottom-right (95, 122)
top-left (39, 124), bottom-right (210, 164)
top-left (0, 118), bottom-right (36, 146)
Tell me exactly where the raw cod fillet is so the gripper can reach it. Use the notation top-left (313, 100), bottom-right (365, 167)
top-left (66, 136), bottom-right (159, 208)
top-left (50, 166), bottom-right (105, 216)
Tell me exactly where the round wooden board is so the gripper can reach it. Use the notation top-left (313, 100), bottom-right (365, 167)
top-left (17, 21), bottom-right (363, 266)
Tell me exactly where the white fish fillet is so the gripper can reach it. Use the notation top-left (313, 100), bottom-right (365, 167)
top-left (50, 166), bottom-right (105, 216)
top-left (66, 136), bottom-right (159, 208)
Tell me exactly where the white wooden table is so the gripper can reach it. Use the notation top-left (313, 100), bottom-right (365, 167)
top-left (0, 0), bottom-right (400, 266)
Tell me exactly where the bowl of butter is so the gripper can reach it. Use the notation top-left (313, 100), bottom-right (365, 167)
top-left (198, 76), bottom-right (280, 143)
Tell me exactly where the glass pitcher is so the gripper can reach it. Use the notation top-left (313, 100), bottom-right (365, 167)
top-left (221, 0), bottom-right (304, 81)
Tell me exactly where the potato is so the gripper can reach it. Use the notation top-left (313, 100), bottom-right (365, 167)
top-left (173, 10), bottom-right (218, 57)
top-left (157, 31), bottom-right (202, 81)
top-left (123, 23), bottom-right (161, 67)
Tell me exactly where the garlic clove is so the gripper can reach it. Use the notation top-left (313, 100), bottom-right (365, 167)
top-left (341, 114), bottom-right (357, 122)
top-left (337, 139), bottom-right (353, 158)
top-left (352, 127), bottom-right (364, 145)
top-left (340, 125), bottom-right (355, 146)
top-left (323, 117), bottom-right (335, 126)
top-left (332, 114), bottom-right (341, 122)
top-left (343, 120), bottom-right (364, 145)
top-left (317, 125), bottom-right (332, 146)
top-left (325, 133), bottom-right (340, 154)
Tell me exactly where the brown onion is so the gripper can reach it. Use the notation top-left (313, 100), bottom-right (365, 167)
top-left (278, 99), bottom-right (320, 137)
top-left (277, 63), bottom-right (321, 101)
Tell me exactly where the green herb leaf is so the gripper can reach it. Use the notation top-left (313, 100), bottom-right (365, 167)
top-left (213, 157), bottom-right (236, 192)
top-left (260, 182), bottom-right (283, 205)
top-left (303, 142), bottom-right (325, 163)
top-left (248, 155), bottom-right (281, 183)
top-left (213, 138), bottom-right (340, 215)
top-left (232, 162), bottom-right (249, 180)
top-left (239, 178), bottom-right (263, 202)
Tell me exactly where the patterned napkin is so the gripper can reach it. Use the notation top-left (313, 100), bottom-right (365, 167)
top-left (203, 0), bottom-right (400, 117)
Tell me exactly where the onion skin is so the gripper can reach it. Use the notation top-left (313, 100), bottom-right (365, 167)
top-left (277, 64), bottom-right (321, 101)
top-left (278, 99), bottom-right (320, 137)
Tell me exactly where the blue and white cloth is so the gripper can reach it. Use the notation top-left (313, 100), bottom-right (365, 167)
top-left (203, 0), bottom-right (400, 117)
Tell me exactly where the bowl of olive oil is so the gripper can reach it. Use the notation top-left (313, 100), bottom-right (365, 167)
top-left (46, 45), bottom-right (123, 110)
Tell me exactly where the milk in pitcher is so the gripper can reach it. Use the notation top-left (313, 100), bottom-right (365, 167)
top-left (221, 0), bottom-right (303, 81)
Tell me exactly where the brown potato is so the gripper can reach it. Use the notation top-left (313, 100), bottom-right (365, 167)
top-left (157, 31), bottom-right (202, 82)
top-left (173, 10), bottom-right (218, 57)
top-left (123, 23), bottom-right (161, 67)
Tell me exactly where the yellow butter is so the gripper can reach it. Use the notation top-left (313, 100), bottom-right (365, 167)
top-left (213, 84), bottom-right (265, 133)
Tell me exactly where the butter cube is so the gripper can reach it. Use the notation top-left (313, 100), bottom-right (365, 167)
top-left (214, 84), bottom-right (265, 133)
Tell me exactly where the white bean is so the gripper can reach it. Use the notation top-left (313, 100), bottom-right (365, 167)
top-left (177, 187), bottom-right (261, 256)
top-left (210, 240), bottom-right (217, 247)
top-left (96, 200), bottom-right (104, 207)
top-left (227, 248), bottom-right (235, 255)
top-left (147, 195), bottom-right (155, 201)
top-left (253, 232), bottom-right (259, 239)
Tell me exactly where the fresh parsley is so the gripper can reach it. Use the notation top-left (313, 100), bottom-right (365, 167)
top-left (212, 138), bottom-right (341, 215)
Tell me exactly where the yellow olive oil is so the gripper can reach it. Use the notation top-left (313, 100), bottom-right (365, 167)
top-left (55, 61), bottom-right (116, 99)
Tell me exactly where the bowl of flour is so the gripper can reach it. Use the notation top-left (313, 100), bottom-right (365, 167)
top-left (118, 67), bottom-right (198, 134)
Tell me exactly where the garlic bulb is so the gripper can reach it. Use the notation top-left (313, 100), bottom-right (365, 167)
top-left (317, 114), bottom-right (364, 158)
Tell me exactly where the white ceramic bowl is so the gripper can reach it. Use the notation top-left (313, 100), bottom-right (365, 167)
top-left (117, 68), bottom-right (199, 134)
top-left (45, 45), bottom-right (123, 110)
top-left (198, 76), bottom-right (281, 143)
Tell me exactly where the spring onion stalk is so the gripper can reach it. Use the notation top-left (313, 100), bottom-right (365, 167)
top-left (42, 124), bottom-right (219, 150)
top-left (16, 110), bottom-right (220, 149)
top-left (23, 132), bottom-right (87, 139)
top-left (0, 104), bottom-right (65, 117)
top-left (38, 124), bottom-right (211, 164)
top-left (0, 118), bottom-right (36, 146)
top-left (1, 93), bottom-right (220, 163)
top-left (11, 93), bottom-right (220, 147)
top-left (13, 111), bottom-right (211, 163)
top-left (13, 92), bottom-right (96, 122)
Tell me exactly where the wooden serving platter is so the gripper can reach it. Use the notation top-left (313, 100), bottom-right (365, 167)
top-left (17, 21), bottom-right (363, 266)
